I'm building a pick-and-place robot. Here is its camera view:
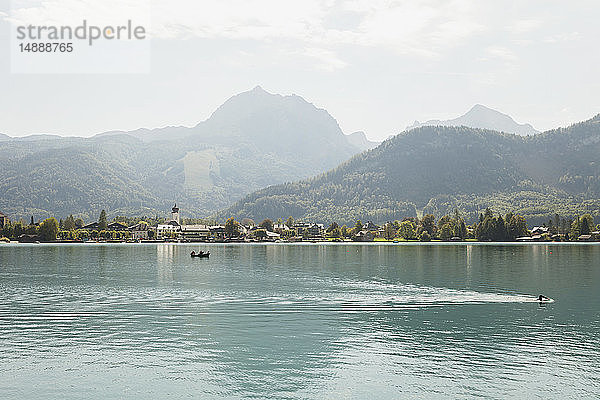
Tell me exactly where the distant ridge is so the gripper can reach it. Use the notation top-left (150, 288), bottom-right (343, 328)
top-left (96, 86), bottom-right (366, 153)
top-left (408, 104), bottom-right (540, 136)
top-left (345, 131), bottom-right (381, 151)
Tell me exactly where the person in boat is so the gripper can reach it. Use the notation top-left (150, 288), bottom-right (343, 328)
top-left (191, 251), bottom-right (195, 256)
top-left (538, 294), bottom-right (550, 301)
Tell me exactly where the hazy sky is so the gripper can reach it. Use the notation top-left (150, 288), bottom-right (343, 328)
top-left (1, 0), bottom-right (599, 141)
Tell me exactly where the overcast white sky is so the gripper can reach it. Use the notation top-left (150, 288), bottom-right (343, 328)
top-left (1, 0), bottom-right (599, 140)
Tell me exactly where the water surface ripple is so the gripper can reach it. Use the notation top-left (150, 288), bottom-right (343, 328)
top-left (0, 243), bottom-right (598, 399)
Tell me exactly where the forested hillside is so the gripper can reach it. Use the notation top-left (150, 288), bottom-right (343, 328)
top-left (224, 115), bottom-right (600, 224)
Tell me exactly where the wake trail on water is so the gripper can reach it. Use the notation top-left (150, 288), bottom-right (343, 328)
top-left (195, 282), bottom-right (553, 314)
top-left (0, 282), bottom-right (553, 323)
top-left (251, 284), bottom-right (554, 314)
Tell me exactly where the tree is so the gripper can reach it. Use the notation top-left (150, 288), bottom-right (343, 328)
top-left (241, 218), bottom-right (255, 227)
top-left (420, 214), bottom-right (436, 236)
top-left (476, 211), bottom-right (509, 241)
top-left (38, 218), bottom-right (59, 241)
top-left (398, 220), bottom-right (416, 240)
top-left (341, 225), bottom-right (349, 238)
top-left (384, 223), bottom-right (396, 240)
top-left (12, 222), bottom-right (24, 238)
top-left (451, 210), bottom-right (467, 239)
top-left (455, 220), bottom-right (467, 239)
top-left (0, 223), bottom-right (10, 239)
top-left (75, 218), bottom-right (84, 229)
top-left (580, 214), bottom-right (594, 236)
top-left (476, 214), bottom-right (492, 241)
top-left (259, 218), bottom-right (274, 232)
top-left (354, 220), bottom-right (363, 232)
top-left (225, 217), bottom-right (241, 238)
top-left (570, 217), bottom-right (580, 239)
top-left (327, 222), bottom-right (339, 233)
top-left (483, 208), bottom-right (493, 220)
top-left (437, 215), bottom-right (451, 231)
top-left (571, 214), bottom-right (594, 238)
top-left (439, 223), bottom-right (454, 241)
top-left (329, 227), bottom-right (342, 238)
top-left (64, 215), bottom-right (76, 231)
top-left (419, 231), bottom-right (431, 242)
top-left (506, 214), bottom-right (528, 240)
top-left (285, 216), bottom-right (295, 228)
top-left (25, 224), bottom-right (38, 235)
top-left (562, 218), bottom-right (570, 237)
top-left (98, 210), bottom-right (107, 230)
top-left (548, 219), bottom-right (555, 235)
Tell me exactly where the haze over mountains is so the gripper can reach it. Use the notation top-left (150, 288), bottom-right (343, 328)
top-left (225, 115), bottom-right (600, 224)
top-left (2, 86), bottom-right (598, 225)
top-left (0, 87), bottom-right (371, 220)
top-left (407, 104), bottom-right (540, 136)
top-left (98, 86), bottom-right (376, 151)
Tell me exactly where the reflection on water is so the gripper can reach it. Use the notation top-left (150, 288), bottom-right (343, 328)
top-left (156, 244), bottom-right (175, 284)
top-left (0, 243), bottom-right (598, 399)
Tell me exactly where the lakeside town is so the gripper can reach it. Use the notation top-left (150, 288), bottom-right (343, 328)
top-left (1, 204), bottom-right (599, 244)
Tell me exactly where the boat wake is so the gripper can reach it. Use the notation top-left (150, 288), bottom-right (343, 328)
top-left (199, 281), bottom-right (553, 314)
top-left (290, 280), bottom-right (554, 310)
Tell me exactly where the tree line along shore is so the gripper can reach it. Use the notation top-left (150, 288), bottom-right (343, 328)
top-left (1, 208), bottom-right (599, 243)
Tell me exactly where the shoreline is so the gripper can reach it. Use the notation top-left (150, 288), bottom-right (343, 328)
top-left (2, 241), bottom-right (599, 246)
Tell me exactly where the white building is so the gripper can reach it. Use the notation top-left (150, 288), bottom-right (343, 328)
top-left (156, 221), bottom-right (180, 240)
top-left (180, 225), bottom-right (210, 241)
top-left (156, 204), bottom-right (181, 240)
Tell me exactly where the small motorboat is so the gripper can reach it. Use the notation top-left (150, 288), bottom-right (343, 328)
top-left (537, 294), bottom-right (553, 303)
top-left (191, 250), bottom-right (210, 258)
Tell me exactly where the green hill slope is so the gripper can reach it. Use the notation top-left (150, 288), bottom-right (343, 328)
top-left (223, 116), bottom-right (600, 224)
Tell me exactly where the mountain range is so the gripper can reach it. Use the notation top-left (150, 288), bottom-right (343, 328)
top-left (224, 115), bottom-right (600, 225)
top-left (2, 87), bottom-right (598, 225)
top-left (407, 104), bottom-right (540, 136)
top-left (0, 87), bottom-right (371, 221)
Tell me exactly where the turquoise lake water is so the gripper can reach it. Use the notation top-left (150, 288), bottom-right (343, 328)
top-left (0, 243), bottom-right (599, 399)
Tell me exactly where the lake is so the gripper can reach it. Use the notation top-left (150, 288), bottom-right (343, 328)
top-left (0, 243), bottom-right (598, 399)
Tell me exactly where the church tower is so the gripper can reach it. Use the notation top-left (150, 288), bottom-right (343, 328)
top-left (171, 203), bottom-right (180, 224)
